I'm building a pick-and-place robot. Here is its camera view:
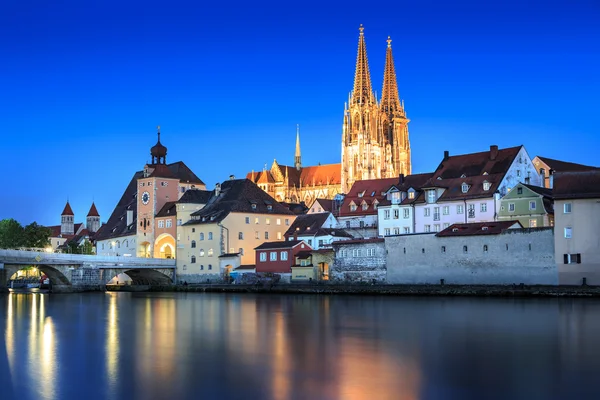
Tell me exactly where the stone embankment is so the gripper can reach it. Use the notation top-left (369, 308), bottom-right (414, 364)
top-left (151, 283), bottom-right (600, 298)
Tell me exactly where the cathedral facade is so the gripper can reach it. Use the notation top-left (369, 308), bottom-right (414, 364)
top-left (248, 26), bottom-right (411, 199)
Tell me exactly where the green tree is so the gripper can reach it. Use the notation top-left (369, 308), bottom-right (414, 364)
top-left (23, 222), bottom-right (51, 249)
top-left (80, 239), bottom-right (94, 255)
top-left (65, 241), bottom-right (81, 254)
top-left (0, 219), bottom-right (25, 249)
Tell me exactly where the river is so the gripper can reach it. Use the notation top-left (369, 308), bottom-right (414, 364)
top-left (1, 292), bottom-right (600, 400)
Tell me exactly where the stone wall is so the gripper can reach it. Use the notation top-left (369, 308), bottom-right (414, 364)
top-left (331, 240), bottom-right (386, 283)
top-left (386, 228), bottom-right (557, 285)
top-left (176, 273), bottom-right (222, 284)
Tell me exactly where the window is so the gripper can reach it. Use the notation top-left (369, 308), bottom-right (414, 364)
top-left (340, 250), bottom-right (348, 257)
top-left (434, 224), bottom-right (440, 232)
top-left (483, 245), bottom-right (488, 253)
top-left (529, 219), bottom-right (537, 228)
top-left (433, 207), bottom-right (440, 221)
top-left (208, 232), bottom-right (213, 240)
top-left (265, 232), bottom-right (269, 240)
top-left (208, 264), bottom-right (212, 270)
top-left (384, 228), bottom-right (390, 236)
top-left (403, 227), bottom-right (410, 234)
top-left (255, 231), bottom-right (259, 239)
top-left (403, 209), bottom-right (410, 219)
top-left (517, 170), bottom-right (521, 177)
top-left (260, 252), bottom-right (267, 262)
top-left (281, 251), bottom-right (288, 261)
top-left (191, 256), bottom-right (196, 263)
top-left (443, 223), bottom-right (450, 229)
top-left (408, 191), bottom-right (415, 199)
top-left (441, 246), bottom-right (446, 253)
top-left (192, 228), bottom-right (195, 233)
top-left (276, 218), bottom-right (281, 225)
top-left (564, 227), bottom-right (572, 239)
top-left (468, 204), bottom-right (475, 218)
top-left (251, 204), bottom-right (257, 210)
top-left (277, 232), bottom-right (282, 240)
top-left (443, 206), bottom-right (449, 215)
top-left (200, 249), bottom-right (205, 256)
top-left (424, 225), bottom-right (431, 232)
top-left (245, 217), bottom-right (250, 224)
top-left (346, 221), bottom-right (350, 228)
top-left (191, 240), bottom-right (196, 248)
top-left (266, 218), bottom-right (270, 225)
top-left (255, 217), bottom-right (259, 224)
top-left (529, 201), bottom-right (536, 210)
top-left (359, 221), bottom-right (365, 228)
top-left (427, 190), bottom-right (436, 203)
top-left (384, 210), bottom-right (390, 220)
top-left (483, 182), bottom-right (491, 191)
top-left (285, 219), bottom-right (290, 226)
top-left (424, 208), bottom-right (431, 217)
top-left (461, 183), bottom-right (469, 193)
top-left (200, 233), bottom-right (204, 240)
top-left (508, 203), bottom-right (515, 212)
top-left (270, 252), bottom-right (277, 261)
top-left (393, 209), bottom-right (399, 219)
top-left (352, 249), bottom-right (362, 257)
top-left (350, 204), bottom-right (357, 212)
top-left (563, 254), bottom-right (582, 264)
top-left (238, 232), bottom-right (244, 240)
top-left (463, 245), bottom-right (468, 253)
top-left (362, 203), bottom-right (368, 211)
top-left (239, 248), bottom-right (244, 255)
top-left (200, 265), bottom-right (204, 270)
top-left (158, 220), bottom-right (164, 228)
top-left (308, 239), bottom-right (312, 246)
top-left (267, 205), bottom-right (272, 211)
top-left (392, 228), bottom-right (399, 235)
top-left (457, 205), bottom-right (464, 214)
top-left (564, 203), bottom-right (572, 213)
top-left (367, 248), bottom-right (375, 257)
top-left (208, 248), bottom-right (213, 256)
top-left (166, 219), bottom-right (172, 228)
top-left (517, 187), bottom-right (523, 195)
top-left (480, 203), bottom-right (487, 213)
top-left (318, 239), bottom-right (323, 246)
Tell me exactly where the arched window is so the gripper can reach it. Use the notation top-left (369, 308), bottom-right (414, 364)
top-left (124, 240), bottom-right (128, 247)
top-left (191, 256), bottom-right (196, 264)
top-left (208, 232), bottom-right (213, 240)
top-left (208, 264), bottom-right (213, 270)
top-left (200, 249), bottom-right (205, 256)
top-left (463, 245), bottom-right (468, 253)
top-left (191, 240), bottom-right (196, 248)
top-left (200, 233), bottom-right (205, 240)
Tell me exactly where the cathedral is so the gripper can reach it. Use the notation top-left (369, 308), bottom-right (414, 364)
top-left (248, 25), bottom-right (411, 199)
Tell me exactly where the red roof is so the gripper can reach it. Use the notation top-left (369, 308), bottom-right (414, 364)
top-left (339, 178), bottom-right (397, 217)
top-left (61, 201), bottom-right (74, 216)
top-left (432, 145), bottom-right (522, 180)
top-left (299, 163), bottom-right (341, 186)
top-left (553, 170), bottom-right (600, 200)
top-left (436, 221), bottom-right (523, 237)
top-left (87, 202), bottom-right (100, 217)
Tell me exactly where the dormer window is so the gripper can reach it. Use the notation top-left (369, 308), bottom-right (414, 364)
top-left (483, 172), bottom-right (489, 176)
top-left (461, 183), bottom-right (469, 193)
top-left (408, 191), bottom-right (415, 199)
top-left (371, 191), bottom-right (376, 197)
top-left (358, 191), bottom-right (365, 198)
top-left (251, 204), bottom-right (257, 210)
top-left (361, 202), bottom-right (368, 211)
top-left (437, 176), bottom-right (442, 180)
top-left (350, 204), bottom-right (357, 212)
top-left (483, 181), bottom-right (491, 191)
top-left (427, 190), bottom-right (436, 203)
top-left (461, 174), bottom-right (467, 178)
top-left (482, 226), bottom-right (489, 231)
top-left (452, 228), bottom-right (459, 232)
top-left (267, 205), bottom-right (273, 211)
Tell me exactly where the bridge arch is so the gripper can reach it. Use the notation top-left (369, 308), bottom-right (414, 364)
top-left (5, 264), bottom-right (71, 287)
top-left (105, 268), bottom-right (173, 286)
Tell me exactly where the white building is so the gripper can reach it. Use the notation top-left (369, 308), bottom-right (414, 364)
top-left (284, 212), bottom-right (352, 249)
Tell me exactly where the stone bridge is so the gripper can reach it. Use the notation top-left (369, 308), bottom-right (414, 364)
top-left (0, 249), bottom-right (176, 293)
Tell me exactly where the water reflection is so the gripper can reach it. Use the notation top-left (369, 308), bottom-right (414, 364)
top-left (2, 293), bottom-right (600, 399)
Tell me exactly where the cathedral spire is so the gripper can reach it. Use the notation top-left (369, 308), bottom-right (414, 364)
top-left (294, 124), bottom-right (302, 171)
top-left (351, 25), bottom-right (375, 106)
top-left (381, 36), bottom-right (401, 115)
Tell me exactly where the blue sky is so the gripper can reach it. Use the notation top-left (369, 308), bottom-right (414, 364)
top-left (1, 0), bottom-right (599, 226)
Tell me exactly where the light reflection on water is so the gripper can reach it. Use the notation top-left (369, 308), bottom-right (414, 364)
top-left (1, 293), bottom-right (600, 400)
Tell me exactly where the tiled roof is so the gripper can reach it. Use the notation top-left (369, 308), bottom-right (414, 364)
top-left (432, 145), bottom-right (522, 180)
top-left (48, 225), bottom-right (62, 238)
top-left (436, 221), bottom-right (523, 237)
top-left (155, 201), bottom-right (177, 218)
top-left (61, 201), bottom-right (74, 216)
top-left (331, 238), bottom-right (385, 245)
top-left (428, 173), bottom-right (505, 202)
top-left (299, 163), bottom-right (341, 186)
top-left (87, 202), bottom-right (100, 217)
top-left (185, 179), bottom-right (294, 226)
top-left (536, 156), bottom-right (598, 172)
top-left (379, 173), bottom-right (435, 206)
top-left (279, 202), bottom-right (309, 215)
top-left (317, 228), bottom-right (353, 238)
top-left (310, 198), bottom-right (335, 213)
top-left (254, 240), bottom-right (308, 250)
top-left (522, 184), bottom-right (553, 198)
top-left (257, 170), bottom-right (276, 184)
top-left (179, 189), bottom-right (212, 204)
top-left (553, 170), bottom-right (600, 200)
top-left (339, 178), bottom-right (397, 217)
top-left (148, 164), bottom-right (176, 179)
top-left (166, 161), bottom-right (205, 185)
top-left (284, 213), bottom-right (330, 237)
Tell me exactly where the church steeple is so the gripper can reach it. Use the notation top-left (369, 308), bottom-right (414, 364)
top-left (381, 36), bottom-right (402, 115)
top-left (294, 124), bottom-right (302, 171)
top-left (150, 125), bottom-right (168, 165)
top-left (351, 24), bottom-right (375, 106)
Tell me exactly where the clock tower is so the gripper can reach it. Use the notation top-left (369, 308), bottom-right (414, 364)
top-left (136, 127), bottom-right (180, 257)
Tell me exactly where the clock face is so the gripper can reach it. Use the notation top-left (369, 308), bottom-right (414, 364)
top-left (141, 191), bottom-right (150, 205)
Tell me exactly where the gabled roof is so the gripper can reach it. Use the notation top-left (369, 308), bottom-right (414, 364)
top-left (339, 178), bottom-right (398, 217)
top-left (379, 173), bottom-right (435, 206)
top-left (522, 184), bottom-right (553, 198)
top-left (178, 189), bottom-right (212, 204)
top-left (432, 145), bottom-right (522, 180)
top-left (148, 164), bottom-right (176, 179)
top-left (427, 173), bottom-right (504, 202)
top-left (156, 201), bottom-right (177, 218)
top-left (436, 221), bottom-right (523, 237)
top-left (553, 170), bottom-right (600, 200)
top-left (254, 240), bottom-right (309, 250)
top-left (284, 213), bottom-right (330, 237)
top-left (185, 179), bottom-right (294, 225)
top-left (166, 161), bottom-right (205, 185)
top-left (317, 228), bottom-right (353, 238)
top-left (310, 198), bottom-right (335, 213)
top-left (87, 202), bottom-right (100, 217)
top-left (299, 163), bottom-right (341, 186)
top-left (535, 156), bottom-right (598, 172)
top-left (257, 170), bottom-right (276, 184)
top-left (61, 201), bottom-right (74, 216)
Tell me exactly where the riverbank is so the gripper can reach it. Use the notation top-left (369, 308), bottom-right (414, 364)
top-left (149, 283), bottom-right (600, 298)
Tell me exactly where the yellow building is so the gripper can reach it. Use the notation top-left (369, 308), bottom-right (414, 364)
top-left (176, 178), bottom-right (296, 282)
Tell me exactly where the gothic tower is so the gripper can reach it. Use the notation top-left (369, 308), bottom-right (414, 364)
top-left (341, 26), bottom-right (411, 193)
top-left (86, 202), bottom-right (101, 233)
top-left (60, 201), bottom-right (74, 236)
top-left (295, 124), bottom-right (302, 171)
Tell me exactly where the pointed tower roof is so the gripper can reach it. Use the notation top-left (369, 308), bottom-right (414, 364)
top-left (87, 202), bottom-right (100, 217)
top-left (151, 125), bottom-right (167, 164)
top-left (351, 25), bottom-right (375, 106)
top-left (295, 124), bottom-right (302, 170)
top-left (61, 201), bottom-right (74, 216)
top-left (381, 36), bottom-right (402, 115)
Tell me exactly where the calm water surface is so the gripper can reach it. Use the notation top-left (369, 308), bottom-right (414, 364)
top-left (1, 292), bottom-right (600, 400)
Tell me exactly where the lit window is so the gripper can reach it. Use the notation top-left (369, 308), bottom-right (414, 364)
top-left (277, 232), bottom-right (282, 240)
top-left (564, 203), bottom-right (572, 213)
top-left (255, 217), bottom-right (259, 224)
top-left (564, 227), bottom-right (572, 239)
top-left (208, 248), bottom-right (214, 256)
top-left (529, 219), bottom-right (537, 228)
top-left (276, 218), bottom-right (281, 225)
top-left (266, 218), bottom-right (270, 225)
top-left (270, 252), bottom-right (277, 261)
top-left (408, 191), bottom-right (415, 199)
top-left (200, 249), bottom-right (205, 256)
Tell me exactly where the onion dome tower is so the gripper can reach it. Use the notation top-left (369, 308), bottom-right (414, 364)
top-left (151, 125), bottom-right (168, 165)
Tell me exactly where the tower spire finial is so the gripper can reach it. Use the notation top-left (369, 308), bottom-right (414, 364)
top-left (295, 124), bottom-right (302, 171)
top-left (381, 35), bottom-right (401, 115)
top-left (351, 25), bottom-right (374, 106)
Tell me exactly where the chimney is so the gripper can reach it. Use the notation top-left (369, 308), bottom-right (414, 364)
top-left (215, 183), bottom-right (221, 196)
top-left (126, 210), bottom-right (133, 226)
top-left (490, 145), bottom-right (499, 161)
top-left (399, 173), bottom-right (405, 184)
top-left (229, 175), bottom-right (235, 180)
top-left (443, 150), bottom-right (449, 160)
